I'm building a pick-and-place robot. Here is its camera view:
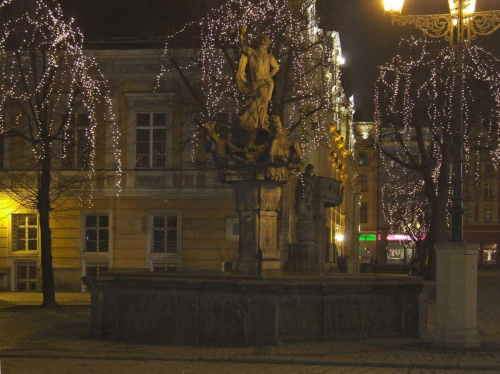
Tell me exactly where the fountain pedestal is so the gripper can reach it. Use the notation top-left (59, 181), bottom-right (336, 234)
top-left (227, 170), bottom-right (284, 275)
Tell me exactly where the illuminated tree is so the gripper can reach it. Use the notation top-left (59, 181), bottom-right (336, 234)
top-left (375, 36), bottom-right (500, 275)
top-left (0, 0), bottom-right (121, 306)
top-left (158, 0), bottom-right (346, 158)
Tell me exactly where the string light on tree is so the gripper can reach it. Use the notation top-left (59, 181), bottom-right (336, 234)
top-left (375, 36), bottom-right (500, 265)
top-left (0, 0), bottom-right (122, 306)
top-left (157, 0), bottom-right (349, 161)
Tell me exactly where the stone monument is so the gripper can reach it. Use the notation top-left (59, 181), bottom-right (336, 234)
top-left (204, 27), bottom-right (301, 275)
top-left (286, 164), bottom-right (344, 274)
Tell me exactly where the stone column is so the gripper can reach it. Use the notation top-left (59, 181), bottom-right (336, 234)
top-left (233, 181), bottom-right (282, 275)
top-left (433, 242), bottom-right (481, 349)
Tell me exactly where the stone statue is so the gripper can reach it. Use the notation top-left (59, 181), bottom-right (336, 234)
top-left (268, 115), bottom-right (301, 166)
top-left (236, 26), bottom-right (279, 149)
top-left (202, 26), bottom-right (301, 182)
top-left (295, 164), bottom-right (315, 220)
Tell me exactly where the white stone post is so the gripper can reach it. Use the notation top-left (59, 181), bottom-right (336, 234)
top-left (433, 242), bottom-right (481, 349)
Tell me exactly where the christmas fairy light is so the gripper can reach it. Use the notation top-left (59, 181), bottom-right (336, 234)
top-left (375, 36), bottom-right (500, 249)
top-left (157, 0), bottom-right (349, 161)
top-left (0, 0), bottom-right (122, 208)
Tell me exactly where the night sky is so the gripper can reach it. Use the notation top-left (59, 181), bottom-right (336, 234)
top-left (62, 0), bottom-right (500, 121)
top-left (320, 0), bottom-right (500, 121)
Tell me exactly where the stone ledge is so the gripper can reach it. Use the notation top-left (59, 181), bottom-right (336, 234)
top-left (83, 273), bottom-right (425, 346)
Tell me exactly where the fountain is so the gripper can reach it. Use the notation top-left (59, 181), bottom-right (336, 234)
top-left (83, 27), bottom-right (426, 345)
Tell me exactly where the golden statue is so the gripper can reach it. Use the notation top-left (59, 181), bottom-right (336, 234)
top-left (236, 26), bottom-right (279, 147)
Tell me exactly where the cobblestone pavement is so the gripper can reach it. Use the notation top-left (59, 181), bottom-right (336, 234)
top-left (0, 269), bottom-right (499, 373)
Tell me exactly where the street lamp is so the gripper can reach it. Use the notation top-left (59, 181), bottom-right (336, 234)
top-left (383, 0), bottom-right (500, 242)
top-left (383, 0), bottom-right (500, 349)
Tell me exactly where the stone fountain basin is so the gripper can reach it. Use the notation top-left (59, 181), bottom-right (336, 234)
top-left (83, 272), bottom-right (426, 346)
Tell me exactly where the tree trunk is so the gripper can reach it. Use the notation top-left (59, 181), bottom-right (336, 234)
top-left (38, 154), bottom-right (57, 308)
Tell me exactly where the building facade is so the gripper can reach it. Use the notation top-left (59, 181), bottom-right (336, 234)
top-left (353, 122), bottom-right (499, 270)
top-left (0, 18), bottom-right (358, 291)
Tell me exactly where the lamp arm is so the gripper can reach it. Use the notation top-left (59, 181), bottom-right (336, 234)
top-left (390, 14), bottom-right (453, 41)
top-left (470, 11), bottom-right (500, 37)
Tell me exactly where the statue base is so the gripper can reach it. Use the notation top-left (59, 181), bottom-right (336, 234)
top-left (227, 170), bottom-right (284, 276)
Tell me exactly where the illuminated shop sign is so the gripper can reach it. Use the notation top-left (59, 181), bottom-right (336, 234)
top-left (359, 234), bottom-right (376, 241)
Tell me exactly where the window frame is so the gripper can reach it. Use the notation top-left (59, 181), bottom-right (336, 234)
top-left (147, 210), bottom-right (181, 269)
top-left (12, 259), bottom-right (38, 292)
top-left (60, 113), bottom-right (93, 170)
top-left (135, 112), bottom-right (169, 169)
top-left (484, 182), bottom-right (494, 200)
top-left (9, 213), bottom-right (39, 254)
top-left (80, 211), bottom-right (113, 265)
top-left (124, 92), bottom-right (174, 170)
top-left (484, 206), bottom-right (493, 223)
top-left (82, 212), bottom-right (112, 254)
top-left (484, 162), bottom-right (494, 174)
top-left (225, 217), bottom-right (239, 242)
top-left (359, 202), bottom-right (368, 224)
top-left (358, 175), bottom-right (368, 192)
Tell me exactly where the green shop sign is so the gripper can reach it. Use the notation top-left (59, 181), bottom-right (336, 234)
top-left (359, 234), bottom-right (376, 241)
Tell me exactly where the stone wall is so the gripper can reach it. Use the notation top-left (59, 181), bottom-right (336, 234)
top-left (84, 273), bottom-right (425, 345)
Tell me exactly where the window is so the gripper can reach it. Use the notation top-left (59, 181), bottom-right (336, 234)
top-left (84, 260), bottom-right (109, 277)
top-left (358, 152), bottom-right (367, 166)
top-left (358, 175), bottom-right (367, 192)
top-left (226, 217), bottom-right (239, 242)
top-left (484, 183), bottom-right (493, 200)
top-left (135, 112), bottom-right (167, 168)
top-left (484, 162), bottom-right (494, 174)
top-left (484, 206), bottom-right (493, 222)
top-left (150, 214), bottom-right (179, 254)
top-left (84, 214), bottom-right (109, 253)
top-left (360, 203), bottom-right (368, 223)
top-left (464, 184), bottom-right (471, 198)
top-left (61, 113), bottom-right (92, 169)
top-left (12, 214), bottom-right (37, 252)
top-left (14, 260), bottom-right (37, 291)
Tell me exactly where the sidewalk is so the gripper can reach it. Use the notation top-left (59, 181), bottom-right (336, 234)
top-left (0, 269), bottom-right (499, 373)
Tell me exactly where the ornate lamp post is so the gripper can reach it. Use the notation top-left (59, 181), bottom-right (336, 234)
top-left (383, 0), bottom-right (500, 349)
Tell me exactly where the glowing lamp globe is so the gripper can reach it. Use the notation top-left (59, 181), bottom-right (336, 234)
top-left (448, 0), bottom-right (476, 16)
top-left (383, 0), bottom-right (405, 14)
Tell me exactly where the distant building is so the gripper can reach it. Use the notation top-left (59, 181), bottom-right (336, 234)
top-left (353, 122), bottom-right (499, 268)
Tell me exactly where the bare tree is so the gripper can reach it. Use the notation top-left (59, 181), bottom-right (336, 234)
top-left (157, 0), bottom-right (347, 156)
top-left (0, 0), bottom-right (121, 306)
top-left (374, 36), bottom-right (500, 277)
